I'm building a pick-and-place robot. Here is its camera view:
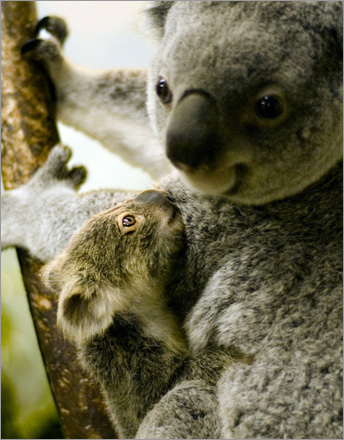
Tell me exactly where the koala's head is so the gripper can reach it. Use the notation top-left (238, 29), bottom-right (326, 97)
top-left (41, 190), bottom-right (184, 342)
top-left (144, 1), bottom-right (343, 204)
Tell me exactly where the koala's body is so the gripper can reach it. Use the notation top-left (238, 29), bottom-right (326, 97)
top-left (41, 185), bottom-right (190, 438)
top-left (2, 2), bottom-right (342, 439)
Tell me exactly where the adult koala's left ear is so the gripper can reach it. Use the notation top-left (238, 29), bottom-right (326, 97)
top-left (141, 1), bottom-right (174, 43)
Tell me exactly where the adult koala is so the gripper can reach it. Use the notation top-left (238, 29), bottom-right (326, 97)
top-left (2, 2), bottom-right (343, 439)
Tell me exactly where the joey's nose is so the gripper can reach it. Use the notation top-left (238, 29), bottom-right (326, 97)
top-left (166, 91), bottom-right (221, 169)
top-left (134, 190), bottom-right (171, 207)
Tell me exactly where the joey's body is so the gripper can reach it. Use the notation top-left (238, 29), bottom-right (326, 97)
top-left (2, 1), bottom-right (342, 438)
top-left (42, 188), bottom-right (189, 438)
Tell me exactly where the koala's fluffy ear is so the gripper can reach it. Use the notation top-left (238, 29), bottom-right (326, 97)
top-left (56, 281), bottom-right (117, 343)
top-left (41, 256), bottom-right (119, 343)
top-left (41, 253), bottom-right (67, 293)
top-left (141, 1), bottom-right (174, 42)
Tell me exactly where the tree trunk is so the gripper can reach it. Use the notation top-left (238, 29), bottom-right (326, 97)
top-left (1, 2), bottom-right (117, 438)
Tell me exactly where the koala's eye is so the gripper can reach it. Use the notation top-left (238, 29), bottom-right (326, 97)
top-left (254, 94), bottom-right (284, 119)
top-left (122, 215), bottom-right (136, 227)
top-left (156, 77), bottom-right (173, 104)
top-left (118, 212), bottom-right (140, 234)
top-left (242, 87), bottom-right (288, 130)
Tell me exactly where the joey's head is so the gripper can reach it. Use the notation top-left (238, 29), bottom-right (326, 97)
top-left (41, 190), bottom-right (184, 342)
top-left (144, 1), bottom-right (343, 204)
top-left (44, 189), bottom-right (184, 294)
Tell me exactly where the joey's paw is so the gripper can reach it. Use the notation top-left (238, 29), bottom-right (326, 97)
top-left (33, 145), bottom-right (87, 190)
top-left (34, 16), bottom-right (69, 45)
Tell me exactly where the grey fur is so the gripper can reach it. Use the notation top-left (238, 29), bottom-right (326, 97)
top-left (1, 1), bottom-right (343, 438)
top-left (147, 1), bottom-right (342, 201)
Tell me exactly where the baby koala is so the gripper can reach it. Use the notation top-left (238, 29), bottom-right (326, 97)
top-left (42, 189), bottom-right (188, 436)
top-left (42, 189), bottom-right (186, 352)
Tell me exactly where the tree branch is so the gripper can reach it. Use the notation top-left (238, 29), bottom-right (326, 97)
top-left (1, 2), bottom-right (117, 438)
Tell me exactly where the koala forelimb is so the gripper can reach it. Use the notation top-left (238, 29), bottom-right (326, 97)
top-left (1, 145), bottom-right (134, 260)
top-left (21, 16), bottom-right (171, 179)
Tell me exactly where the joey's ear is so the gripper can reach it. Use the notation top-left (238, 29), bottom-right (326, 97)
top-left (141, 1), bottom-right (174, 42)
top-left (41, 253), bottom-right (67, 293)
top-left (57, 281), bottom-right (119, 343)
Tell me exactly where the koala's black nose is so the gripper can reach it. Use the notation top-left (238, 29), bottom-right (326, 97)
top-left (166, 90), bottom-right (222, 169)
top-left (134, 190), bottom-right (171, 206)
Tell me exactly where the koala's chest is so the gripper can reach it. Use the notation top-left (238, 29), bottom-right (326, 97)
top-left (177, 204), bottom-right (286, 295)
top-left (171, 200), bottom-right (342, 354)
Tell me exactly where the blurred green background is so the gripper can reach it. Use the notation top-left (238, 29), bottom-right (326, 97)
top-left (1, 2), bottom-right (155, 438)
top-left (2, 251), bottom-right (64, 439)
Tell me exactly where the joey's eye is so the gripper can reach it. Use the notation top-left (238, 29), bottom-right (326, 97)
top-left (118, 213), bottom-right (141, 234)
top-left (156, 77), bottom-right (173, 104)
top-left (122, 215), bottom-right (136, 227)
top-left (254, 94), bottom-right (284, 119)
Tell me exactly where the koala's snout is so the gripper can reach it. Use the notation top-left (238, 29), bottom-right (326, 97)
top-left (166, 91), bottom-right (222, 170)
top-left (134, 189), bottom-right (173, 208)
top-left (134, 190), bottom-right (183, 228)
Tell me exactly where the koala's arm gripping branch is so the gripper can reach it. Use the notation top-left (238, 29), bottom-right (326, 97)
top-left (1, 2), bottom-right (117, 438)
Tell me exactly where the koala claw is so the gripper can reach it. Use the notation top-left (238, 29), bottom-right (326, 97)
top-left (34, 16), bottom-right (68, 45)
top-left (21, 38), bottom-right (44, 55)
top-left (21, 37), bottom-right (62, 62)
top-left (33, 145), bottom-right (87, 189)
top-left (21, 16), bottom-right (68, 61)
top-left (65, 166), bottom-right (87, 190)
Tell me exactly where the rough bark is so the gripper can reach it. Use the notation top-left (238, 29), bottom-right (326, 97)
top-left (1, 2), bottom-right (117, 438)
